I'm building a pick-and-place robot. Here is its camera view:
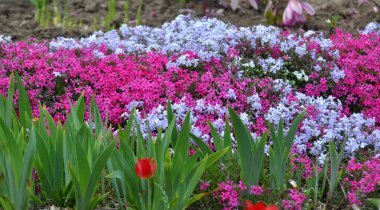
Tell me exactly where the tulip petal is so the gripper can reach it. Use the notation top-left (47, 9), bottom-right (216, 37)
top-left (245, 201), bottom-right (267, 210)
top-left (231, 0), bottom-right (240, 11)
top-left (253, 202), bottom-right (266, 209)
top-left (289, 0), bottom-right (303, 14)
top-left (264, 0), bottom-right (273, 14)
top-left (266, 205), bottom-right (279, 210)
top-left (302, 2), bottom-right (316, 15)
top-left (248, 0), bottom-right (259, 10)
top-left (295, 13), bottom-right (307, 23)
top-left (245, 200), bottom-right (254, 209)
top-left (282, 5), bottom-right (294, 25)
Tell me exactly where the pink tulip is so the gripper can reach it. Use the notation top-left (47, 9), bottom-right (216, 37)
top-left (282, 0), bottom-right (315, 26)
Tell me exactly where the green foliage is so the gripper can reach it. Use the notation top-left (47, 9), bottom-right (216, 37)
top-left (328, 139), bottom-right (345, 200)
top-left (0, 74), bottom-right (117, 209)
top-left (29, 0), bottom-right (49, 8)
top-left (63, 0), bottom-right (71, 28)
top-left (264, 9), bottom-right (283, 26)
top-left (0, 73), bottom-right (36, 210)
top-left (32, 0), bottom-right (49, 27)
top-left (124, 0), bottom-right (130, 24)
top-left (0, 73), bottom-right (371, 210)
top-left (105, 0), bottom-right (117, 29)
top-left (368, 198), bottom-right (380, 209)
top-left (228, 107), bottom-right (267, 186)
top-left (326, 15), bottom-right (341, 30)
top-left (33, 106), bottom-right (73, 206)
top-left (107, 99), bottom-right (227, 210)
top-left (267, 111), bottom-right (306, 189)
top-left (188, 110), bottom-right (232, 162)
top-left (31, 0), bottom-right (148, 30)
top-left (207, 116), bottom-right (232, 159)
top-left (31, 0), bottom-right (60, 28)
top-left (15, 74), bottom-right (32, 130)
top-left (52, 0), bottom-right (61, 26)
top-left (67, 97), bottom-right (116, 210)
top-left (136, 0), bottom-right (144, 25)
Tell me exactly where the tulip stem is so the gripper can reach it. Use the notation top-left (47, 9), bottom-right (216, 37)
top-left (147, 179), bottom-right (152, 210)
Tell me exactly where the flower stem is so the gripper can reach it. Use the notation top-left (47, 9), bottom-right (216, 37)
top-left (148, 178), bottom-right (152, 210)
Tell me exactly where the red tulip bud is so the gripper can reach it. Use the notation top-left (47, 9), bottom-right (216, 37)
top-left (135, 158), bottom-right (157, 179)
top-left (245, 201), bottom-right (279, 210)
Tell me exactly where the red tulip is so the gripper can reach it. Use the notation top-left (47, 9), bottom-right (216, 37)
top-left (245, 201), bottom-right (278, 210)
top-left (135, 158), bottom-right (157, 179)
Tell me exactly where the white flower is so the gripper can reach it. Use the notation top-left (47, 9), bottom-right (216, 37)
top-left (0, 35), bottom-right (11, 43)
top-left (242, 60), bottom-right (255, 68)
top-left (226, 89), bottom-right (237, 100)
top-left (52, 72), bottom-right (62, 77)
top-left (295, 44), bottom-right (307, 57)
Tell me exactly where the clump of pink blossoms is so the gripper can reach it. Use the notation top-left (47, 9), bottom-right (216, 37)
top-left (282, 189), bottom-right (307, 210)
top-left (331, 30), bottom-right (380, 123)
top-left (344, 156), bottom-right (380, 206)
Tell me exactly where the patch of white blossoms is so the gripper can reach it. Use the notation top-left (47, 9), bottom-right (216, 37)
top-left (120, 82), bottom-right (379, 160)
top-left (49, 15), bottom-right (339, 69)
top-left (265, 92), bottom-right (379, 161)
top-left (121, 98), bottom-right (231, 142)
top-left (361, 22), bottom-right (380, 35)
top-left (0, 35), bottom-right (11, 43)
top-left (48, 15), bottom-right (346, 88)
top-left (247, 93), bottom-right (262, 117)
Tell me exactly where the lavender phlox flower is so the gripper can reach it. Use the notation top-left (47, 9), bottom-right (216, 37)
top-left (50, 37), bottom-right (79, 51)
top-left (226, 89), bottom-right (237, 100)
top-left (266, 92), bottom-right (380, 157)
top-left (361, 22), bottom-right (380, 35)
top-left (247, 94), bottom-right (262, 117)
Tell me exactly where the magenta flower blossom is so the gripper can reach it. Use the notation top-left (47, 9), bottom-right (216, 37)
top-left (282, 0), bottom-right (315, 26)
top-left (282, 189), bottom-right (307, 210)
top-left (238, 180), bottom-right (247, 190)
top-left (199, 181), bottom-right (210, 191)
top-left (249, 185), bottom-right (264, 196)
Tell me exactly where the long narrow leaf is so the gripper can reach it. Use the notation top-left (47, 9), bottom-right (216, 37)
top-left (15, 73), bottom-right (32, 129)
top-left (5, 73), bottom-right (15, 126)
top-left (228, 107), bottom-right (255, 185)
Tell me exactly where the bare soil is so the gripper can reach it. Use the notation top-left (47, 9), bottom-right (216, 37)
top-left (0, 0), bottom-right (379, 40)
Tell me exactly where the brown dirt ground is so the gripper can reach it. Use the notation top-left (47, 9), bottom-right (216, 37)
top-left (0, 0), bottom-right (379, 40)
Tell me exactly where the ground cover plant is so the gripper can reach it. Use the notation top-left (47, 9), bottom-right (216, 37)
top-left (0, 16), bottom-right (379, 209)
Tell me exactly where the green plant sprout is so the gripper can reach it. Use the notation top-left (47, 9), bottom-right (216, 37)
top-left (124, 0), bottom-right (130, 24)
top-left (136, 0), bottom-right (144, 25)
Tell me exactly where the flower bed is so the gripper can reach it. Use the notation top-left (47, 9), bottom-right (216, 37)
top-left (0, 16), bottom-right (379, 209)
top-left (1, 16), bottom-right (379, 155)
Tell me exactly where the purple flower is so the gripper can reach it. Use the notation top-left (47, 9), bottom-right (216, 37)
top-left (282, 0), bottom-right (315, 26)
